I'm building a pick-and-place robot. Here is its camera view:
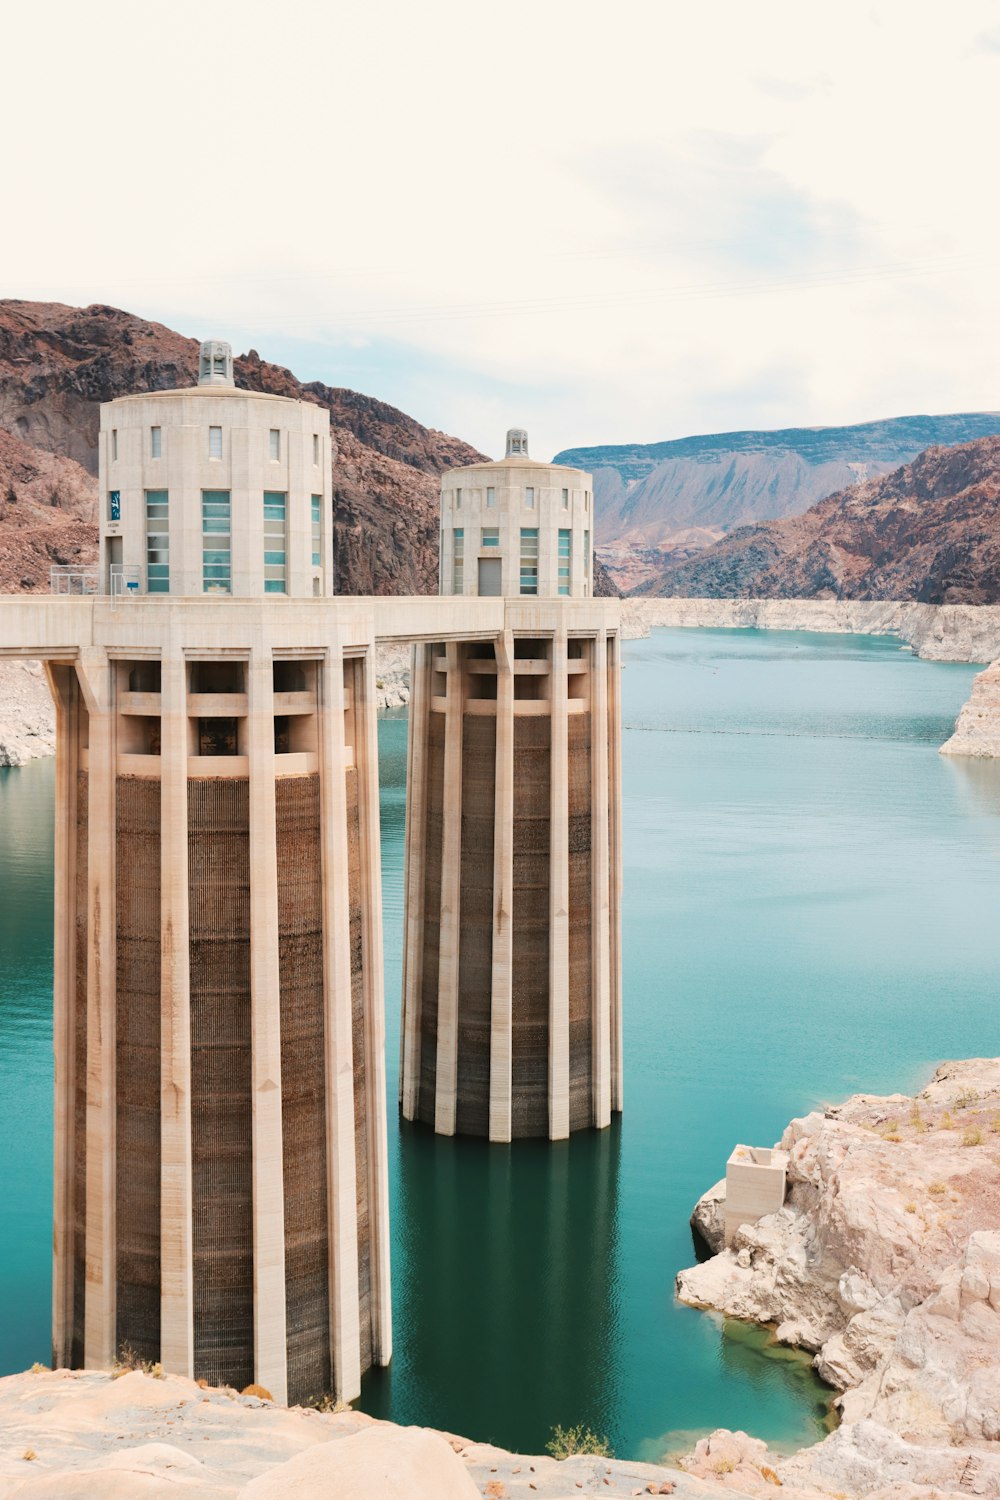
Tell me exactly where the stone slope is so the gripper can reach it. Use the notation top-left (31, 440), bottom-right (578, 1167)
top-left (0, 427), bottom-right (96, 593)
top-left (676, 1058), bottom-right (1000, 1497)
top-left (638, 438), bottom-right (1000, 605)
top-left (0, 299), bottom-right (487, 596)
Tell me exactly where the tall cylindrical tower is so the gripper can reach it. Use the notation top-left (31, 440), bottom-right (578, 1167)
top-left (400, 433), bottom-right (623, 1141)
top-left (50, 345), bottom-right (390, 1407)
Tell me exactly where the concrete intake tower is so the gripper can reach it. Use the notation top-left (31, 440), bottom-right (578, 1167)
top-left (46, 344), bottom-right (390, 1407)
top-left (399, 430), bottom-right (623, 1140)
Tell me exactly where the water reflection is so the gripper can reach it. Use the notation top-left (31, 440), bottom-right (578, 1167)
top-left (362, 1119), bottom-right (622, 1454)
top-left (941, 754), bottom-right (1000, 822)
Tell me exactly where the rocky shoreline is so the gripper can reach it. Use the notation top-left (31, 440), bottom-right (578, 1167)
top-left (676, 1058), bottom-right (1000, 1497)
top-left (619, 598), bottom-right (1000, 663)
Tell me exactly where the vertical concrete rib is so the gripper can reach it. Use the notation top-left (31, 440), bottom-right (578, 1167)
top-left (47, 664), bottom-right (78, 1368)
top-left (548, 628), bottom-right (570, 1141)
top-left (400, 644), bottom-right (428, 1119)
top-left (319, 648), bottom-right (362, 1401)
top-left (246, 646), bottom-right (288, 1404)
top-left (355, 648), bottom-right (392, 1366)
top-left (489, 630), bottom-right (515, 1143)
top-left (159, 653), bottom-right (194, 1376)
top-left (608, 632), bottom-right (624, 1114)
top-left (434, 642), bottom-right (464, 1136)
top-left (590, 630), bottom-right (612, 1129)
top-left (80, 650), bottom-right (116, 1367)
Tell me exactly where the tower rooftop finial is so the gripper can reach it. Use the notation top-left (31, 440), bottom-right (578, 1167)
top-left (505, 427), bottom-right (528, 458)
top-left (198, 339), bottom-right (234, 387)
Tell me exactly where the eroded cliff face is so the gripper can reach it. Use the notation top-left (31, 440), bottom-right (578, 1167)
top-left (676, 1059), bottom-right (1000, 1497)
top-left (0, 299), bottom-right (487, 596)
top-left (941, 659), bottom-right (1000, 758)
top-left (639, 438), bottom-right (1000, 606)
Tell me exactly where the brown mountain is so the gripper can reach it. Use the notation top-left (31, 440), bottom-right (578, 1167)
top-left (0, 427), bottom-right (97, 591)
top-left (638, 437), bottom-right (1000, 604)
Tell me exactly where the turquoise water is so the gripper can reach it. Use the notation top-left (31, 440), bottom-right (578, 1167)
top-left (2, 628), bottom-right (999, 1460)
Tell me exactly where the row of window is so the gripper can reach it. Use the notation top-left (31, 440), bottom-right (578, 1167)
top-left (110, 427), bottom-right (323, 465)
top-left (450, 486), bottom-right (590, 511)
top-left (451, 527), bottom-right (587, 596)
top-left (140, 489), bottom-right (323, 594)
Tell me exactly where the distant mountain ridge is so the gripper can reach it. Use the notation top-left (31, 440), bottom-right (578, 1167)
top-left (637, 436), bottom-right (1000, 605)
top-left (555, 413), bottom-right (1000, 592)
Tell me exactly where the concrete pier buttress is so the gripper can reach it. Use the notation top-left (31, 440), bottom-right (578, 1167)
top-left (0, 597), bottom-right (437, 1405)
top-left (399, 600), bottom-right (623, 1140)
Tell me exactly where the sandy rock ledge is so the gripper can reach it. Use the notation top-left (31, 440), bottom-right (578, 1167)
top-left (0, 1367), bottom-right (741, 1500)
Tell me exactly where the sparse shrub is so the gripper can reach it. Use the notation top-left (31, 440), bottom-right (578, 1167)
top-left (990, 1114), bottom-right (1000, 1134)
top-left (955, 1088), bottom-right (980, 1110)
top-left (112, 1343), bottom-right (162, 1378)
top-left (712, 1456), bottom-right (736, 1475)
top-left (759, 1465), bottom-right (782, 1485)
top-left (904, 1202), bottom-right (917, 1214)
top-left (963, 1126), bottom-right (983, 1148)
top-left (929, 1181), bottom-right (947, 1196)
top-left (29, 1362), bottom-right (48, 1374)
top-left (241, 1383), bottom-right (273, 1401)
top-left (22, 1450), bottom-right (37, 1462)
top-left (910, 1108), bottom-right (926, 1133)
top-left (308, 1391), bottom-right (352, 1414)
top-left (546, 1423), bottom-right (614, 1460)
top-left (940, 1111), bottom-right (957, 1130)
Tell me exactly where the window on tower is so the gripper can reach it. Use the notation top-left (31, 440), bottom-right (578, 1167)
top-left (209, 426), bottom-right (222, 458)
top-left (519, 528), bottom-right (538, 594)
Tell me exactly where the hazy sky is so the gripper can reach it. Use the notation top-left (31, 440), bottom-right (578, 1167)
top-left (4, 0), bottom-right (1000, 457)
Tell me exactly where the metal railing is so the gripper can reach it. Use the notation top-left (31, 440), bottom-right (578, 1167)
top-left (49, 565), bottom-right (101, 595)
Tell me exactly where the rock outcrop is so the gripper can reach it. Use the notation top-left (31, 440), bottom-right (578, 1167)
top-left (0, 662), bottom-right (56, 766)
top-left (677, 1059), bottom-right (1000, 1497)
top-left (941, 659), bottom-right (1000, 758)
top-left (638, 438), bottom-right (1000, 606)
top-left (620, 597), bottom-right (1000, 663)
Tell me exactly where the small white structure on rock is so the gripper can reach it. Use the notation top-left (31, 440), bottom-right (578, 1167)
top-left (724, 1145), bottom-right (788, 1246)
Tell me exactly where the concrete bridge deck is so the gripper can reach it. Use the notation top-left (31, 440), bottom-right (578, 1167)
top-left (0, 594), bottom-right (621, 659)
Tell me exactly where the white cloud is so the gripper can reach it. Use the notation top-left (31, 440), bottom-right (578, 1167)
top-left (2, 0), bottom-right (999, 456)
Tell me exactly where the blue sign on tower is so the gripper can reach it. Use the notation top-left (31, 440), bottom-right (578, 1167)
top-left (109, 490), bottom-right (121, 522)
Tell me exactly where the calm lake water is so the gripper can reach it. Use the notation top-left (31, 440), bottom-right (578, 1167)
top-left (2, 628), bottom-right (999, 1460)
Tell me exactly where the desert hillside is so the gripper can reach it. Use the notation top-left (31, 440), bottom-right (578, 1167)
top-left (636, 436), bottom-right (1000, 605)
top-left (556, 414), bottom-right (1000, 591)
